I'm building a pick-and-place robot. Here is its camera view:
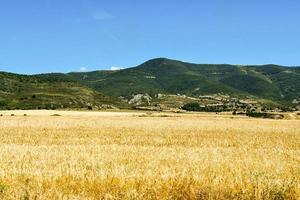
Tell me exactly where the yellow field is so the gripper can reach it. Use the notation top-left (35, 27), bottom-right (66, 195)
top-left (0, 111), bottom-right (299, 199)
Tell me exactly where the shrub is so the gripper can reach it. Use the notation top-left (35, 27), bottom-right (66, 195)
top-left (0, 101), bottom-right (6, 107)
top-left (0, 183), bottom-right (5, 194)
top-left (181, 103), bottom-right (201, 111)
top-left (246, 112), bottom-right (284, 119)
top-left (182, 103), bottom-right (226, 112)
top-left (51, 114), bottom-right (61, 116)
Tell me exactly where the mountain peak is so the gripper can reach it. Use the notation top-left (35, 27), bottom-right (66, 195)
top-left (139, 58), bottom-right (184, 69)
top-left (142, 57), bottom-right (171, 65)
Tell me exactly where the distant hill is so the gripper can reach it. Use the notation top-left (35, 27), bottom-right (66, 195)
top-left (0, 72), bottom-right (125, 110)
top-left (1, 58), bottom-right (300, 110)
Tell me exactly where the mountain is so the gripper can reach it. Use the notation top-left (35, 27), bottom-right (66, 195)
top-left (1, 58), bottom-right (300, 110)
top-left (69, 58), bottom-right (300, 105)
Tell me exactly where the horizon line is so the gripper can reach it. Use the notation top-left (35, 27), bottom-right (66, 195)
top-left (1, 57), bottom-right (300, 75)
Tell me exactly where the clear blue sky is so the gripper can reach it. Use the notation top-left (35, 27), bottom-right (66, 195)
top-left (1, 0), bottom-right (300, 74)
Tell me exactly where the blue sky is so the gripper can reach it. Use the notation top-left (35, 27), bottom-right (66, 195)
top-left (0, 0), bottom-right (300, 74)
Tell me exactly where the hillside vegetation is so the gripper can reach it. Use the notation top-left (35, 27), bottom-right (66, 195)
top-left (0, 72), bottom-right (125, 110)
top-left (70, 58), bottom-right (300, 103)
top-left (1, 58), bottom-right (300, 110)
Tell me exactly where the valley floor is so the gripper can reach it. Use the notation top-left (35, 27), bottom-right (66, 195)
top-left (0, 111), bottom-right (299, 199)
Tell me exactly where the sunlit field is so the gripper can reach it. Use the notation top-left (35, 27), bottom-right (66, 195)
top-left (0, 111), bottom-right (299, 199)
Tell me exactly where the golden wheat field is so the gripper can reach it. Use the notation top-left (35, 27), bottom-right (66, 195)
top-left (0, 110), bottom-right (299, 200)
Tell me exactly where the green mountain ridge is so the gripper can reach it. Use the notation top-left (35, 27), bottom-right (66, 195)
top-left (69, 58), bottom-right (300, 103)
top-left (1, 58), bottom-right (300, 110)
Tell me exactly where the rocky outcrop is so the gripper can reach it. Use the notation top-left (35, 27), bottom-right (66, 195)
top-left (128, 94), bottom-right (152, 105)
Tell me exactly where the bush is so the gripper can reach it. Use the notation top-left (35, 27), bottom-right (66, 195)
top-left (182, 103), bottom-right (201, 111)
top-left (246, 112), bottom-right (284, 119)
top-left (182, 103), bottom-right (227, 112)
top-left (0, 183), bottom-right (5, 194)
top-left (51, 114), bottom-right (61, 116)
top-left (0, 101), bottom-right (6, 107)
